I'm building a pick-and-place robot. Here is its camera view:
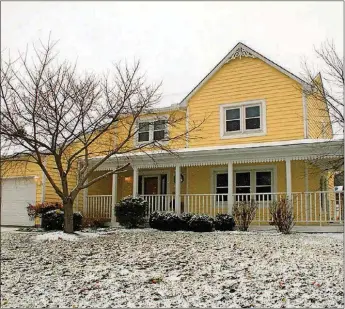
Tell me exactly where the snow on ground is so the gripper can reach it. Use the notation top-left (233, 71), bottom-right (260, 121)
top-left (1, 229), bottom-right (343, 308)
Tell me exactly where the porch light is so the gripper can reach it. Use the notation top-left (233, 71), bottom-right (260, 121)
top-left (124, 176), bottom-right (133, 183)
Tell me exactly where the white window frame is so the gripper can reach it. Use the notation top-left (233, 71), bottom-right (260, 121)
top-left (219, 100), bottom-right (267, 139)
top-left (135, 116), bottom-right (169, 146)
top-left (211, 165), bottom-right (277, 206)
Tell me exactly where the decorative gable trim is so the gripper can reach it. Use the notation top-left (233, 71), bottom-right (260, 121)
top-left (179, 42), bottom-right (309, 107)
top-left (227, 46), bottom-right (256, 61)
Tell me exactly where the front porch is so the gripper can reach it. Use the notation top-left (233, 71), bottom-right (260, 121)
top-left (80, 139), bottom-right (344, 226)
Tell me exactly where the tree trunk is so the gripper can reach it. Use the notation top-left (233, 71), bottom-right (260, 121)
top-left (63, 199), bottom-right (74, 234)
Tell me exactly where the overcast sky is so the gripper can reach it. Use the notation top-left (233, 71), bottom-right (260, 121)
top-left (2, 1), bottom-right (343, 107)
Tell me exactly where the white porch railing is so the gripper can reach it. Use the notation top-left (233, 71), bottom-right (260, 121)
top-left (86, 195), bottom-right (112, 218)
top-left (86, 191), bottom-right (344, 225)
top-left (140, 194), bottom-right (175, 214)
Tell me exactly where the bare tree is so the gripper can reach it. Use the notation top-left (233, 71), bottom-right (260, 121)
top-left (0, 37), bottom-right (203, 233)
top-left (302, 40), bottom-right (344, 173)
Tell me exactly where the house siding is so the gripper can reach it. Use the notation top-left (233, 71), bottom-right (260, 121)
top-left (187, 57), bottom-right (305, 147)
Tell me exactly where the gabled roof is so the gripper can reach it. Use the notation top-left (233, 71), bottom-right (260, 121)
top-left (179, 42), bottom-right (308, 107)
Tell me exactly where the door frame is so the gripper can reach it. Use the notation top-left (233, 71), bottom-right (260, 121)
top-left (139, 169), bottom-right (171, 194)
top-left (142, 175), bottom-right (161, 195)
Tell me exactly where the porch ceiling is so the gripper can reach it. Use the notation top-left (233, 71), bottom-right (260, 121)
top-left (90, 138), bottom-right (343, 171)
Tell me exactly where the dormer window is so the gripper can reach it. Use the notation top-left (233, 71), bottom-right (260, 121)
top-left (220, 100), bottom-right (266, 139)
top-left (137, 118), bottom-right (167, 143)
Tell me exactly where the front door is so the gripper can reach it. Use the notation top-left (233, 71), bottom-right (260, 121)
top-left (144, 177), bottom-right (159, 195)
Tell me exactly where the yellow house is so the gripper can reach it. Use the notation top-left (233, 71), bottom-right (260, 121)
top-left (1, 42), bottom-right (343, 226)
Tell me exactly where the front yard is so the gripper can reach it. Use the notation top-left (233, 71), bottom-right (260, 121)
top-left (0, 229), bottom-right (343, 308)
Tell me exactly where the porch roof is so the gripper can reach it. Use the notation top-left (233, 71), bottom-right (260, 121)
top-left (90, 138), bottom-right (343, 170)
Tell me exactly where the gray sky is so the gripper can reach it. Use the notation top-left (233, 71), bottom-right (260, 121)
top-left (2, 1), bottom-right (343, 107)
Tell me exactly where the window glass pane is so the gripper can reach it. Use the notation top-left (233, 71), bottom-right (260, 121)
top-left (256, 186), bottom-right (272, 193)
top-left (246, 106), bottom-right (260, 118)
top-left (138, 132), bottom-right (149, 142)
top-left (226, 108), bottom-right (240, 120)
top-left (139, 122), bottom-right (149, 132)
top-left (154, 120), bottom-right (166, 130)
top-left (245, 118), bottom-right (260, 130)
top-left (226, 120), bottom-right (240, 132)
top-left (236, 172), bottom-right (250, 186)
top-left (216, 173), bottom-right (228, 187)
top-left (256, 172), bottom-right (271, 186)
top-left (153, 130), bottom-right (164, 141)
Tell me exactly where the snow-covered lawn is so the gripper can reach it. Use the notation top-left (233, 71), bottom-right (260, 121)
top-left (1, 229), bottom-right (343, 308)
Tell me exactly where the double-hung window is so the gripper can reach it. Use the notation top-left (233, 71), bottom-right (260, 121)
top-left (137, 119), bottom-right (167, 143)
top-left (215, 173), bottom-right (228, 202)
top-left (220, 100), bottom-right (266, 138)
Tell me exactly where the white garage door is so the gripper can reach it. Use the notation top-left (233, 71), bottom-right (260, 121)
top-left (1, 177), bottom-right (36, 226)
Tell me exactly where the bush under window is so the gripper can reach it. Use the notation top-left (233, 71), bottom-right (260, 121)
top-left (188, 214), bottom-right (214, 232)
top-left (214, 214), bottom-right (235, 231)
top-left (233, 200), bottom-right (258, 231)
top-left (269, 198), bottom-right (294, 234)
top-left (115, 196), bottom-right (148, 228)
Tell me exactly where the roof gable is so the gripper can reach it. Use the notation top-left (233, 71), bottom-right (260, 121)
top-left (179, 42), bottom-right (308, 107)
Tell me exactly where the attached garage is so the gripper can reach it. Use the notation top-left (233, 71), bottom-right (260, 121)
top-left (1, 177), bottom-right (36, 226)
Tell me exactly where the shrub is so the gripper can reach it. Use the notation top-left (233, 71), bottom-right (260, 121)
top-left (115, 196), bottom-right (148, 228)
top-left (149, 212), bottom-right (182, 231)
top-left (188, 214), bottom-right (214, 232)
top-left (41, 209), bottom-right (64, 230)
top-left (269, 198), bottom-right (294, 234)
top-left (27, 202), bottom-right (63, 219)
top-left (214, 214), bottom-right (236, 231)
top-left (41, 210), bottom-right (83, 231)
top-left (149, 211), bottom-right (165, 230)
top-left (162, 212), bottom-right (182, 231)
top-left (233, 200), bottom-right (258, 231)
top-left (180, 212), bottom-right (194, 231)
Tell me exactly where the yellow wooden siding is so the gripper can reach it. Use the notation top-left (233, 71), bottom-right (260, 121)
top-left (187, 57), bottom-right (305, 147)
top-left (307, 93), bottom-right (333, 139)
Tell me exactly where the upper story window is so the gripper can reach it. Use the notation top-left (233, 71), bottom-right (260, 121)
top-left (220, 100), bottom-right (266, 139)
top-left (137, 119), bottom-right (167, 143)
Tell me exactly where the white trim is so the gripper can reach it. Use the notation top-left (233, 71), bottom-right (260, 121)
top-left (219, 100), bottom-right (267, 139)
top-left (211, 164), bottom-right (277, 193)
top-left (175, 164), bottom-right (181, 214)
top-left (302, 88), bottom-right (308, 138)
top-left (111, 173), bottom-right (118, 226)
top-left (285, 158), bottom-right (292, 198)
top-left (139, 169), bottom-right (171, 194)
top-left (133, 166), bottom-right (139, 197)
top-left (180, 42), bottom-right (309, 107)
top-left (91, 139), bottom-right (343, 170)
top-left (142, 175), bottom-right (161, 195)
top-left (1, 175), bottom-right (36, 179)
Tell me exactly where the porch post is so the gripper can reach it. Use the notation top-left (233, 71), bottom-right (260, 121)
top-left (285, 158), bottom-right (292, 199)
top-left (175, 164), bottom-right (181, 214)
top-left (133, 166), bottom-right (139, 197)
top-left (83, 178), bottom-right (88, 216)
top-left (111, 173), bottom-right (118, 226)
top-left (227, 161), bottom-right (233, 214)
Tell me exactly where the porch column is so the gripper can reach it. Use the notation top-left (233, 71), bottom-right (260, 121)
top-left (133, 166), bottom-right (139, 197)
top-left (285, 158), bottom-right (292, 199)
top-left (111, 173), bottom-right (118, 226)
top-left (227, 161), bottom-right (234, 214)
top-left (83, 178), bottom-right (88, 216)
top-left (175, 164), bottom-right (181, 214)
